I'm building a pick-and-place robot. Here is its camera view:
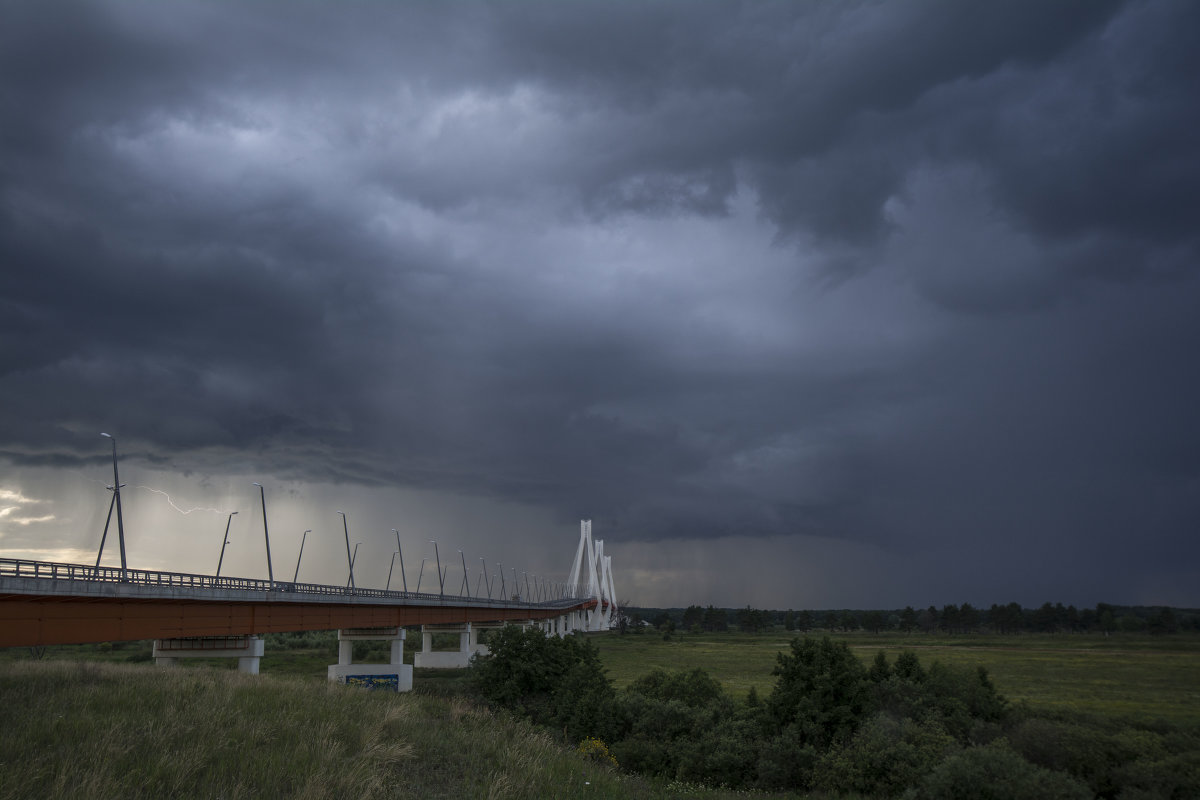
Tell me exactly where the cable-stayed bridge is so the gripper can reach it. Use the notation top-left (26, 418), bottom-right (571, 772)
top-left (0, 521), bottom-right (618, 690)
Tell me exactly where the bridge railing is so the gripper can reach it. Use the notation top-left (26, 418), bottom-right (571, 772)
top-left (0, 557), bottom-right (585, 609)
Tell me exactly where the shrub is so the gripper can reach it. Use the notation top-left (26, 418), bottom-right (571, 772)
top-left (766, 636), bottom-right (871, 748)
top-left (814, 714), bottom-right (957, 797)
top-left (910, 744), bottom-right (1092, 800)
top-left (469, 625), bottom-right (607, 724)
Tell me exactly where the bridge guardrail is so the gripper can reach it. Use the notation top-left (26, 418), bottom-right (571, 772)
top-left (0, 557), bottom-right (588, 610)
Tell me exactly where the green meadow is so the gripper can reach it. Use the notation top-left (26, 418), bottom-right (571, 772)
top-left (3, 629), bottom-right (1198, 798)
top-left (0, 658), bottom-right (750, 800)
top-left (592, 631), bottom-right (1200, 724)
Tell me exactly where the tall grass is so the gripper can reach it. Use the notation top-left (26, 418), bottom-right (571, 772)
top-left (0, 660), bottom-right (721, 800)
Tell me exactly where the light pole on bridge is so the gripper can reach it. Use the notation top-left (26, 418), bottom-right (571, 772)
top-left (251, 483), bottom-right (274, 590)
top-left (346, 542), bottom-right (361, 588)
top-left (337, 511), bottom-right (355, 592)
top-left (216, 511), bottom-right (237, 578)
top-left (430, 540), bottom-right (443, 598)
top-left (458, 550), bottom-right (470, 598)
top-left (386, 551), bottom-right (398, 591)
top-left (96, 433), bottom-right (128, 581)
top-left (392, 529), bottom-right (408, 592)
top-left (293, 529), bottom-right (310, 583)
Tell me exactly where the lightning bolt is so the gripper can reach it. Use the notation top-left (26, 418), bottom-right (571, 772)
top-left (133, 486), bottom-right (227, 516)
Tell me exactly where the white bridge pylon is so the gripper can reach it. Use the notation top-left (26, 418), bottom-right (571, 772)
top-left (566, 520), bottom-right (618, 631)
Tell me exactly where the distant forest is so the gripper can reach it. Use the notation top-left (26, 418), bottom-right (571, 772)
top-left (623, 602), bottom-right (1200, 636)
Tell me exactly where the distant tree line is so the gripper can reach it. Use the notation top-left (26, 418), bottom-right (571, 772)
top-left (469, 626), bottom-right (1199, 796)
top-left (635, 602), bottom-right (1198, 636)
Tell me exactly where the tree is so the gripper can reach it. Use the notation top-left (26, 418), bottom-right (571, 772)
top-left (914, 745), bottom-right (1092, 800)
top-left (703, 605), bottom-right (728, 632)
top-left (958, 603), bottom-right (980, 633)
top-left (682, 605), bottom-right (704, 631)
top-left (470, 624), bottom-right (609, 724)
top-left (767, 637), bottom-right (871, 749)
top-left (737, 606), bottom-right (769, 633)
top-left (784, 609), bottom-right (796, 631)
top-left (919, 606), bottom-right (939, 633)
top-left (1148, 607), bottom-right (1178, 635)
top-left (940, 604), bottom-right (960, 633)
top-left (900, 606), bottom-right (918, 633)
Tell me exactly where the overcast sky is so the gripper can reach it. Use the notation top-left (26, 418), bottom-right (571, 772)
top-left (2, 1), bottom-right (1198, 610)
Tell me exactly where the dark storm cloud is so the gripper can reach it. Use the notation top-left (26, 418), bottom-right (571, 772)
top-left (2, 0), bottom-right (1199, 604)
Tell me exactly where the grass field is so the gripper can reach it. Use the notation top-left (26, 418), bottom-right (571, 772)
top-left (4, 630), bottom-right (1199, 797)
top-left (591, 631), bottom-right (1200, 725)
top-left (0, 659), bottom-right (760, 800)
top-left (11, 630), bottom-right (1200, 725)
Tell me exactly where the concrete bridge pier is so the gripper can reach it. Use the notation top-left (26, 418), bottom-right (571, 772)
top-left (152, 635), bottom-right (264, 674)
top-left (327, 627), bottom-right (412, 691)
top-left (413, 622), bottom-right (475, 668)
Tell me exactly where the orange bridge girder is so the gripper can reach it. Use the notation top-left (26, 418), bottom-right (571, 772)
top-left (0, 593), bottom-right (597, 647)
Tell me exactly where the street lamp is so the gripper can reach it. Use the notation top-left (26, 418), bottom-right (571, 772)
top-left (479, 557), bottom-right (491, 599)
top-left (293, 529), bottom-right (310, 583)
top-left (415, 558), bottom-right (427, 593)
top-left (251, 483), bottom-right (274, 590)
top-left (216, 511), bottom-right (238, 577)
top-left (337, 511), bottom-right (355, 592)
top-left (346, 542), bottom-right (361, 588)
top-left (430, 540), bottom-right (443, 598)
top-left (458, 550), bottom-right (470, 597)
top-left (96, 433), bottom-right (128, 581)
top-left (499, 562), bottom-right (506, 601)
top-left (392, 529), bottom-right (407, 592)
top-left (386, 551), bottom-right (398, 591)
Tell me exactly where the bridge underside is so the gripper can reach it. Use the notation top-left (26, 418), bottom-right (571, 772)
top-left (0, 595), bottom-right (581, 648)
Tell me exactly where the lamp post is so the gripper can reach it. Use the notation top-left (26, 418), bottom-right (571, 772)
top-left (415, 558), bottom-right (426, 593)
top-left (346, 542), bottom-right (360, 588)
top-left (479, 557), bottom-right (491, 599)
top-left (430, 540), bottom-right (443, 598)
top-left (392, 529), bottom-right (407, 592)
top-left (97, 433), bottom-right (128, 581)
top-left (458, 549), bottom-right (470, 597)
top-left (337, 511), bottom-right (355, 592)
top-left (386, 551), bottom-right (398, 591)
top-left (293, 529), bottom-right (310, 583)
top-left (251, 483), bottom-right (274, 590)
top-left (216, 511), bottom-right (238, 577)
top-left (499, 562), bottom-right (506, 601)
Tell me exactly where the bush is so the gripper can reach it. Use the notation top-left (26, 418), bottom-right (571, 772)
top-left (469, 624), bottom-right (608, 724)
top-left (814, 714), bottom-right (957, 797)
top-left (909, 744), bottom-right (1092, 800)
top-left (766, 636), bottom-right (872, 748)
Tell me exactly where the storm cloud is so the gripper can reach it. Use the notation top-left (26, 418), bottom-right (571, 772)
top-left (2, 0), bottom-right (1198, 607)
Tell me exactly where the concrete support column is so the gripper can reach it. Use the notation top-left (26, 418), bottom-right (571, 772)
top-left (422, 630), bottom-right (433, 654)
top-left (327, 628), bottom-right (411, 691)
top-left (153, 635), bottom-right (264, 674)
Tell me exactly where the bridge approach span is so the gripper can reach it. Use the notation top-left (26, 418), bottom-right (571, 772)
top-left (0, 558), bottom-right (596, 648)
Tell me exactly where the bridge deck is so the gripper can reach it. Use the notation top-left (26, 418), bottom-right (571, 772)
top-left (0, 558), bottom-right (593, 647)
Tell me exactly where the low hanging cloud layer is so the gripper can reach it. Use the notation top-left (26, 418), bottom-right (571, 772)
top-left (2, 1), bottom-right (1198, 607)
